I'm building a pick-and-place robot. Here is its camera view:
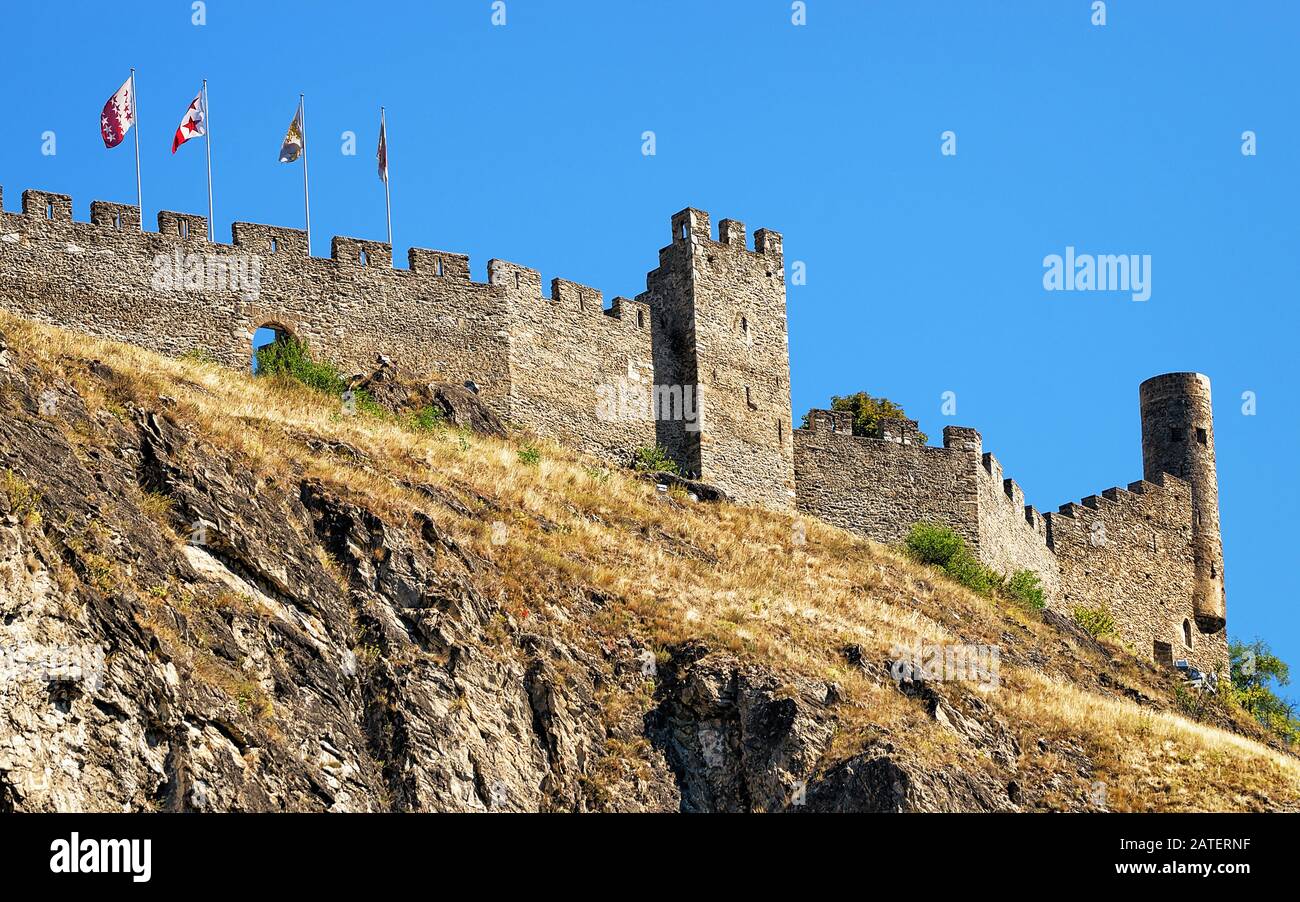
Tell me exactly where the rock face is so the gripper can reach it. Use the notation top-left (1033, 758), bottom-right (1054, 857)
top-left (351, 357), bottom-right (507, 439)
top-left (648, 642), bottom-right (1023, 813)
top-left (0, 330), bottom-right (1280, 813)
top-left (0, 330), bottom-right (1034, 812)
top-left (0, 339), bottom-right (675, 811)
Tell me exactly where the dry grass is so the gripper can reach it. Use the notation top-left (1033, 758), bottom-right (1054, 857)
top-left (4, 310), bottom-right (1298, 811)
top-left (1002, 669), bottom-right (1300, 810)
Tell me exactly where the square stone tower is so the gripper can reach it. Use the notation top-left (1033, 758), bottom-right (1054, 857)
top-left (643, 208), bottom-right (795, 508)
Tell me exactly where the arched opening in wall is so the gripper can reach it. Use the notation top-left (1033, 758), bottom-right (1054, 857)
top-left (1182, 619), bottom-right (1193, 649)
top-left (250, 323), bottom-right (294, 374)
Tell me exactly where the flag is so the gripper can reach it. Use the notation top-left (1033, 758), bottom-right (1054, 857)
top-left (101, 76), bottom-right (135, 148)
top-left (377, 115), bottom-right (388, 182)
top-left (279, 101), bottom-right (304, 163)
top-left (171, 90), bottom-right (207, 153)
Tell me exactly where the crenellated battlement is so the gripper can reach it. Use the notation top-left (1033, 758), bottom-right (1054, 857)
top-left (667, 207), bottom-right (784, 259)
top-left (0, 184), bottom-right (788, 506)
top-left (0, 186), bottom-right (742, 323)
top-left (1048, 472), bottom-right (1188, 523)
top-left (792, 396), bottom-right (1229, 652)
top-left (1, 185), bottom-right (648, 304)
top-left (0, 180), bottom-right (1228, 674)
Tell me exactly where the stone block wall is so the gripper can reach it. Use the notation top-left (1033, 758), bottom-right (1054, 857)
top-left (1046, 475), bottom-right (1228, 675)
top-left (976, 452), bottom-right (1062, 604)
top-left (793, 411), bottom-right (983, 549)
top-left (794, 396), bottom-right (1228, 676)
top-left (0, 186), bottom-right (793, 507)
top-left (0, 189), bottom-right (514, 418)
top-left (493, 264), bottom-right (656, 463)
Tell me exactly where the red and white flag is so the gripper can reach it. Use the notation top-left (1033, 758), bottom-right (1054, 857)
top-left (377, 114), bottom-right (388, 182)
top-left (171, 90), bottom-right (207, 153)
top-left (100, 76), bottom-right (136, 148)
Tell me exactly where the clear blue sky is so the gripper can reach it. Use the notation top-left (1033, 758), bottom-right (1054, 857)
top-left (3, 2), bottom-right (1295, 701)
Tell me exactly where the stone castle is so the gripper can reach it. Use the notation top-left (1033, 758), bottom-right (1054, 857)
top-left (0, 187), bottom-right (1228, 675)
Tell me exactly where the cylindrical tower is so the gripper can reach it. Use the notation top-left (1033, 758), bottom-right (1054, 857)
top-left (1139, 373), bottom-right (1225, 632)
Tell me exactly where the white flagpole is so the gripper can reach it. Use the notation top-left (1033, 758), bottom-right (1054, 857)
top-left (203, 80), bottom-right (214, 242)
top-left (381, 106), bottom-right (392, 249)
top-left (300, 93), bottom-right (312, 253)
top-left (130, 68), bottom-right (143, 232)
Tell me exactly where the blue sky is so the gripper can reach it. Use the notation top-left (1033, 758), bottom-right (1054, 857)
top-left (3, 2), bottom-right (1296, 701)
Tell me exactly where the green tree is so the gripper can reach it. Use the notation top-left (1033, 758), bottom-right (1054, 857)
top-left (801, 391), bottom-right (928, 443)
top-left (1228, 638), bottom-right (1299, 745)
top-left (1230, 638), bottom-right (1290, 692)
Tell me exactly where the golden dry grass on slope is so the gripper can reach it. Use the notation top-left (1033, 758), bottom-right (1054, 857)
top-left (4, 310), bottom-right (1298, 812)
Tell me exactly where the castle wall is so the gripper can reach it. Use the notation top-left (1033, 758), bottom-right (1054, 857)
top-left (0, 186), bottom-right (790, 505)
top-left (491, 261), bottom-right (657, 461)
top-left (0, 188), bottom-right (514, 417)
top-left (794, 411), bottom-right (1062, 602)
top-left (793, 411), bottom-right (983, 549)
top-left (1046, 476), bottom-right (1228, 676)
top-left (975, 453), bottom-right (1062, 604)
top-left (0, 184), bottom-right (1232, 671)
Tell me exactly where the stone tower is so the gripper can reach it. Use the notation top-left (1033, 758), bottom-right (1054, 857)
top-left (645, 208), bottom-right (795, 508)
top-left (1139, 372), bottom-right (1226, 633)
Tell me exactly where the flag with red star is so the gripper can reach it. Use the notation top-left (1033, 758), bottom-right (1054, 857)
top-left (171, 90), bottom-right (207, 154)
top-left (100, 76), bottom-right (135, 148)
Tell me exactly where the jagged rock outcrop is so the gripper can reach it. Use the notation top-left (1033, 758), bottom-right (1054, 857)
top-left (648, 642), bottom-right (1025, 812)
top-left (351, 356), bottom-right (507, 439)
top-left (0, 328), bottom-right (1293, 812)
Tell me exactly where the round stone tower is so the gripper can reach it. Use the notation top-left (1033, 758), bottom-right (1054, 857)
top-left (1139, 372), bottom-right (1225, 632)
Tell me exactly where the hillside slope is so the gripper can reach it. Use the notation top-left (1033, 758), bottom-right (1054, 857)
top-left (0, 312), bottom-right (1296, 812)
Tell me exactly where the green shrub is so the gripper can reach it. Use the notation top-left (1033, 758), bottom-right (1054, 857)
top-left (1004, 569), bottom-right (1046, 611)
top-left (903, 522), bottom-right (993, 597)
top-left (1073, 605), bottom-right (1116, 638)
top-left (903, 523), bottom-right (1048, 604)
top-left (800, 391), bottom-right (929, 444)
top-left (631, 444), bottom-right (679, 475)
top-left (255, 336), bottom-right (347, 394)
top-left (903, 522), bottom-right (965, 568)
top-left (255, 336), bottom-right (381, 415)
top-left (407, 405), bottom-right (445, 433)
top-left (518, 444), bottom-right (541, 466)
top-left (945, 549), bottom-right (997, 597)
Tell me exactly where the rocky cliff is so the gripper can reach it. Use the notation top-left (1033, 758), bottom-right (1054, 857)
top-left (0, 312), bottom-right (1296, 812)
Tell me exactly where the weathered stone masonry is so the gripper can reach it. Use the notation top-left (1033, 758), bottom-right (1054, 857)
top-left (0, 187), bottom-right (791, 507)
top-left (0, 184), bottom-right (1228, 674)
top-left (796, 375), bottom-right (1230, 676)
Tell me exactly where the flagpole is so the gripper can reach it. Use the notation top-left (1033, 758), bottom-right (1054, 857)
top-left (203, 80), bottom-right (214, 242)
top-left (381, 106), bottom-right (392, 249)
top-left (130, 68), bottom-right (143, 232)
top-left (300, 93), bottom-right (312, 253)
